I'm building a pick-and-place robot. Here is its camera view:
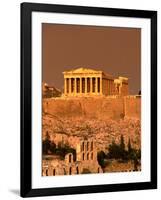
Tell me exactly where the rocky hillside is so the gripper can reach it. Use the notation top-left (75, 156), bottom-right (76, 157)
top-left (42, 112), bottom-right (141, 153)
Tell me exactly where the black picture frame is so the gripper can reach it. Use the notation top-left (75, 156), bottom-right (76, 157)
top-left (21, 2), bottom-right (157, 198)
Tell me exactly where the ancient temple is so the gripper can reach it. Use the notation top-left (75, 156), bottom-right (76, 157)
top-left (63, 67), bottom-right (129, 97)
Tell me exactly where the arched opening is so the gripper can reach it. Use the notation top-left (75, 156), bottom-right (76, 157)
top-left (46, 169), bottom-right (48, 176)
top-left (87, 142), bottom-right (89, 151)
top-left (69, 167), bottom-right (72, 175)
top-left (91, 141), bottom-right (93, 151)
top-left (53, 169), bottom-right (56, 176)
top-left (87, 153), bottom-right (89, 160)
top-left (91, 152), bottom-right (93, 160)
top-left (76, 166), bottom-right (79, 174)
top-left (82, 142), bottom-right (84, 151)
top-left (63, 168), bottom-right (66, 175)
top-left (69, 154), bottom-right (72, 163)
top-left (82, 153), bottom-right (85, 161)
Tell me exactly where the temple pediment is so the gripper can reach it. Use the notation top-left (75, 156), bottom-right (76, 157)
top-left (63, 67), bottom-right (102, 74)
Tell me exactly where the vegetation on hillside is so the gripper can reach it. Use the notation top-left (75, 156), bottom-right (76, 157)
top-left (43, 133), bottom-right (76, 160)
top-left (97, 135), bottom-right (141, 170)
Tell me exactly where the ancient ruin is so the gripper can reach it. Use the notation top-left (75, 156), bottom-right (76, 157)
top-left (42, 139), bottom-right (103, 176)
top-left (63, 67), bottom-right (129, 97)
top-left (42, 67), bottom-right (141, 176)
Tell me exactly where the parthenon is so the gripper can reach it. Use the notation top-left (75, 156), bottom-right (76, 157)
top-left (63, 67), bottom-right (129, 97)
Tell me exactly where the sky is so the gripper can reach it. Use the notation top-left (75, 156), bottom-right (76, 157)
top-left (42, 23), bottom-right (141, 94)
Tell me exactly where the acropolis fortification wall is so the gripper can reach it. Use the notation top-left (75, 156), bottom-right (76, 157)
top-left (43, 96), bottom-right (141, 120)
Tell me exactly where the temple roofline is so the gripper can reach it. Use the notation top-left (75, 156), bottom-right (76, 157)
top-left (63, 67), bottom-right (102, 74)
top-left (63, 67), bottom-right (114, 78)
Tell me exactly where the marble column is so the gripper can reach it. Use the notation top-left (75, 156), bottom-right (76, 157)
top-left (95, 77), bottom-right (98, 94)
top-left (108, 80), bottom-right (110, 95)
top-left (74, 78), bottom-right (77, 94)
top-left (80, 77), bottom-right (82, 93)
top-left (69, 78), bottom-right (71, 94)
top-left (85, 78), bottom-right (87, 93)
top-left (110, 80), bottom-right (112, 95)
top-left (64, 78), bottom-right (67, 94)
top-left (100, 77), bottom-right (102, 94)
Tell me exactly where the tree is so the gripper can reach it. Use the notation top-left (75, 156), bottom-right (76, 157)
top-left (134, 158), bottom-right (139, 171)
top-left (55, 143), bottom-right (76, 161)
top-left (136, 149), bottom-right (141, 159)
top-left (119, 135), bottom-right (127, 160)
top-left (127, 138), bottom-right (135, 160)
top-left (107, 136), bottom-right (128, 160)
top-left (42, 131), bottom-right (57, 155)
top-left (107, 140), bottom-right (121, 159)
top-left (50, 141), bottom-right (56, 153)
top-left (42, 137), bottom-right (51, 155)
top-left (120, 135), bottom-right (125, 151)
top-left (128, 138), bottom-right (132, 153)
top-left (106, 136), bottom-right (141, 171)
top-left (97, 151), bottom-right (106, 168)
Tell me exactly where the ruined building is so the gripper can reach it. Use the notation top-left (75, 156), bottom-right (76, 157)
top-left (63, 67), bottom-right (129, 97)
top-left (42, 139), bottom-right (103, 176)
top-left (42, 82), bottom-right (62, 98)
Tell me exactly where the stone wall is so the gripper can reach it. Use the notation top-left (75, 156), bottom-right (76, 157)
top-left (104, 159), bottom-right (141, 173)
top-left (124, 96), bottom-right (141, 119)
top-left (43, 96), bottom-right (141, 120)
top-left (42, 139), bottom-right (103, 176)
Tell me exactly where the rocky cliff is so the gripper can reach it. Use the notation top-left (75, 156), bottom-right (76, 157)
top-left (42, 96), bottom-right (141, 153)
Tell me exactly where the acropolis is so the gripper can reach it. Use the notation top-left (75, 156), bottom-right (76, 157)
top-left (42, 67), bottom-right (141, 176)
top-left (63, 67), bottom-right (129, 97)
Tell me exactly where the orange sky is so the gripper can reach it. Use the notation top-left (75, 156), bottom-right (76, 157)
top-left (42, 23), bottom-right (141, 94)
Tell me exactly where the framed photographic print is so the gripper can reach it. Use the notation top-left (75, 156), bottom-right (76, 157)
top-left (21, 2), bottom-right (157, 197)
